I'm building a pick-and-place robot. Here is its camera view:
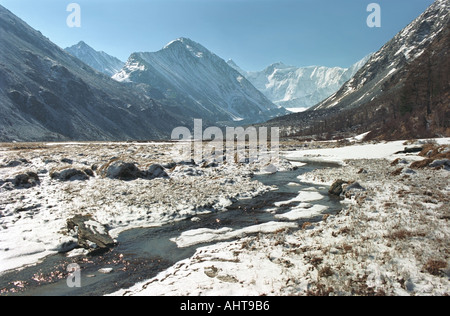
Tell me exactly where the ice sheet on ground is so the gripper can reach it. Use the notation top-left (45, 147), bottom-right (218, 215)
top-left (275, 204), bottom-right (328, 220)
top-left (284, 138), bottom-right (450, 165)
top-left (171, 221), bottom-right (297, 248)
top-left (274, 189), bottom-right (324, 207)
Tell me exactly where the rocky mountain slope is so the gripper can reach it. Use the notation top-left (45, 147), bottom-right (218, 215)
top-left (266, 0), bottom-right (450, 141)
top-left (113, 38), bottom-right (286, 124)
top-left (312, 0), bottom-right (449, 112)
top-left (0, 5), bottom-right (187, 142)
top-left (65, 41), bottom-right (125, 77)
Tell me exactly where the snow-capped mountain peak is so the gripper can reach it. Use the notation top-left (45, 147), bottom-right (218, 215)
top-left (229, 55), bottom-right (371, 111)
top-left (65, 41), bottom-right (125, 77)
top-left (113, 38), bottom-right (286, 124)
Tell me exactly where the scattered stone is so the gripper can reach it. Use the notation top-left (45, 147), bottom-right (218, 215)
top-left (402, 168), bottom-right (417, 175)
top-left (429, 159), bottom-right (450, 170)
top-left (329, 179), bottom-right (347, 196)
top-left (1, 158), bottom-right (30, 168)
top-left (83, 168), bottom-right (95, 177)
top-left (161, 162), bottom-right (176, 169)
top-left (343, 181), bottom-right (366, 198)
top-left (50, 168), bottom-right (90, 181)
top-left (2, 160), bottom-right (21, 168)
top-left (146, 164), bottom-right (169, 179)
top-left (61, 158), bottom-right (73, 164)
top-left (178, 159), bottom-right (196, 166)
top-left (395, 147), bottom-right (423, 154)
top-left (13, 172), bottom-right (40, 188)
top-left (262, 164), bottom-right (278, 174)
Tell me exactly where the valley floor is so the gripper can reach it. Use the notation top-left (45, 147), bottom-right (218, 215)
top-left (0, 138), bottom-right (449, 296)
top-left (113, 138), bottom-right (450, 296)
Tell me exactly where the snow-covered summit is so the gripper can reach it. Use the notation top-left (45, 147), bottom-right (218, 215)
top-left (65, 41), bottom-right (125, 77)
top-left (113, 38), bottom-right (286, 124)
top-left (229, 55), bottom-right (371, 111)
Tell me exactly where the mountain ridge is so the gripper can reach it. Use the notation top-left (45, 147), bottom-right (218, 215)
top-left (311, 0), bottom-right (450, 112)
top-left (228, 55), bottom-right (372, 111)
top-left (65, 41), bottom-right (125, 77)
top-left (0, 4), bottom-right (184, 142)
top-left (113, 37), bottom-right (287, 125)
top-left (264, 0), bottom-right (450, 141)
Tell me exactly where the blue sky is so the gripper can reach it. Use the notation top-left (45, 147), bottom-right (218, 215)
top-left (0, 0), bottom-right (435, 71)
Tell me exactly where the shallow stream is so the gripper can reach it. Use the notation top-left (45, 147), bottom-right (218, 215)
top-left (0, 162), bottom-right (341, 296)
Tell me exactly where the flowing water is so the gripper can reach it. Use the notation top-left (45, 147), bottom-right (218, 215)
top-left (0, 162), bottom-right (341, 296)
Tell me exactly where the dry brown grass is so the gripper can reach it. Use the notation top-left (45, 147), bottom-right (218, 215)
top-left (410, 159), bottom-right (434, 169)
top-left (391, 167), bottom-right (404, 176)
top-left (419, 144), bottom-right (450, 160)
top-left (424, 260), bottom-right (447, 276)
top-left (306, 283), bottom-right (334, 296)
top-left (318, 266), bottom-right (333, 278)
top-left (302, 222), bottom-right (313, 230)
top-left (385, 229), bottom-right (426, 240)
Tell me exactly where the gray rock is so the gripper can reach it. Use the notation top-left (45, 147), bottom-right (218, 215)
top-left (2, 160), bottom-right (21, 168)
top-left (429, 159), bottom-right (450, 169)
top-left (343, 182), bottom-right (366, 193)
top-left (402, 168), bottom-right (417, 175)
top-left (101, 160), bottom-right (141, 180)
top-left (161, 162), bottom-right (176, 169)
top-left (146, 164), bottom-right (169, 179)
top-left (329, 179), bottom-right (347, 196)
top-left (343, 181), bottom-right (366, 198)
top-left (13, 171), bottom-right (40, 188)
top-left (67, 215), bottom-right (115, 250)
top-left (50, 168), bottom-right (89, 181)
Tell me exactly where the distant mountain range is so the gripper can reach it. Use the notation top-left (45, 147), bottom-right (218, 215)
top-left (228, 56), bottom-right (371, 112)
top-left (65, 41), bottom-right (125, 77)
top-left (0, 0), bottom-right (448, 142)
top-left (0, 5), bottom-right (284, 141)
top-left (266, 0), bottom-right (450, 141)
top-left (112, 37), bottom-right (286, 124)
top-left (0, 5), bottom-right (185, 141)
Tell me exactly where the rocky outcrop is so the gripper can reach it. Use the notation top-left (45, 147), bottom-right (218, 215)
top-left (99, 160), bottom-right (170, 180)
top-left (328, 180), bottom-right (347, 197)
top-left (146, 164), bottom-right (169, 179)
top-left (50, 167), bottom-right (91, 181)
top-left (67, 215), bottom-right (115, 250)
top-left (100, 160), bottom-right (142, 180)
top-left (13, 171), bottom-right (40, 188)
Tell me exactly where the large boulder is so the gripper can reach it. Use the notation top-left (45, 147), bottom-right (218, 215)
top-left (100, 160), bottom-right (142, 180)
top-left (67, 215), bottom-right (115, 250)
top-left (13, 171), bottom-right (40, 188)
top-left (50, 168), bottom-right (90, 181)
top-left (329, 179), bottom-right (347, 197)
